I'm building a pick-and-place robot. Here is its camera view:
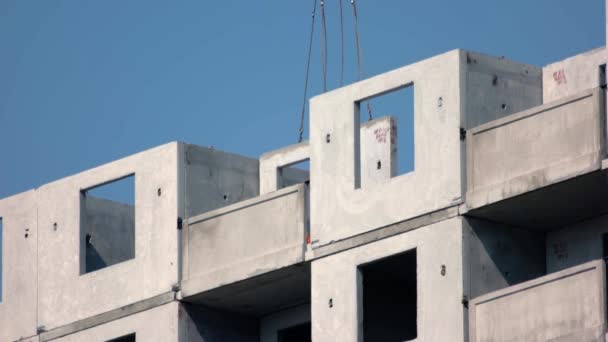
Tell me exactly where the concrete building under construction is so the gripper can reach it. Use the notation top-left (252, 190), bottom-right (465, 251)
top-left (3, 4), bottom-right (608, 342)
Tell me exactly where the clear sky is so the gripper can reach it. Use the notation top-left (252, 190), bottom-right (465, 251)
top-left (0, 0), bottom-right (605, 199)
top-left (0, 1), bottom-right (605, 297)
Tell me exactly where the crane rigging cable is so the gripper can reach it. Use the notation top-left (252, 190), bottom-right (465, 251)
top-left (351, 0), bottom-right (373, 120)
top-left (321, 0), bottom-right (328, 92)
top-left (298, 0), bottom-right (318, 143)
top-left (339, 0), bottom-right (344, 86)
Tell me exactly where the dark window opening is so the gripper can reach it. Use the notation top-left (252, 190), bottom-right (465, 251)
top-left (359, 249), bottom-right (417, 341)
top-left (277, 322), bottom-right (311, 342)
top-left (278, 159), bottom-right (310, 190)
top-left (106, 333), bottom-right (136, 342)
top-left (356, 84), bottom-right (415, 189)
top-left (80, 175), bottom-right (135, 274)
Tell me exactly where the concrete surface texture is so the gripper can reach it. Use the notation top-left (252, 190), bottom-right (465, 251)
top-left (0, 190), bottom-right (38, 342)
top-left (48, 302), bottom-right (181, 342)
top-left (309, 49), bottom-right (541, 248)
top-left (466, 88), bottom-right (604, 210)
top-left (546, 213), bottom-right (608, 273)
top-left (311, 218), bottom-right (465, 342)
top-left (182, 183), bottom-right (308, 296)
top-left (469, 260), bottom-right (606, 342)
top-left (37, 142), bottom-right (181, 331)
top-left (543, 47), bottom-right (607, 103)
top-left (82, 196), bottom-right (135, 273)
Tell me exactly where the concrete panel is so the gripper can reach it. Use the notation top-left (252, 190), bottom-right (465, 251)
top-left (310, 50), bottom-right (463, 247)
top-left (82, 196), bottom-right (135, 273)
top-left (260, 304), bottom-right (310, 342)
top-left (311, 217), bottom-right (466, 342)
top-left (543, 47), bottom-right (607, 103)
top-left (469, 260), bottom-right (606, 342)
top-left (463, 217), bottom-right (546, 300)
top-left (183, 183), bottom-right (307, 296)
top-left (360, 116), bottom-right (397, 187)
top-left (183, 263), bottom-right (310, 317)
top-left (184, 144), bottom-right (259, 218)
top-left (48, 301), bottom-right (180, 342)
top-left (467, 88), bottom-right (604, 210)
top-left (260, 142), bottom-right (310, 195)
top-left (309, 49), bottom-right (542, 247)
top-left (547, 214), bottom-right (608, 273)
top-left (465, 51), bottom-right (542, 129)
top-left (37, 142), bottom-right (181, 330)
top-left (0, 191), bottom-right (38, 342)
top-left (181, 303), bottom-right (259, 342)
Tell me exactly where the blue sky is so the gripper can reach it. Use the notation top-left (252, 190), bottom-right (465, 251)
top-left (0, 0), bottom-right (605, 199)
top-left (0, 1), bottom-right (605, 297)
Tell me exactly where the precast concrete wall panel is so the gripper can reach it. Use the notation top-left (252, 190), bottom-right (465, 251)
top-left (182, 183), bottom-right (308, 296)
top-left (0, 191), bottom-right (38, 342)
top-left (547, 214), bottom-right (608, 273)
top-left (543, 47), bottom-right (607, 103)
top-left (467, 88), bottom-right (604, 210)
top-left (37, 142), bottom-right (181, 331)
top-left (469, 260), bottom-right (607, 342)
top-left (311, 217), bottom-right (466, 342)
top-left (47, 302), bottom-right (180, 342)
top-left (309, 49), bottom-right (541, 247)
top-left (184, 144), bottom-right (259, 218)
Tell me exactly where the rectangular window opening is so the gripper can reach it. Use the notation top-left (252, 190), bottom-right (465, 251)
top-left (359, 249), bottom-right (417, 341)
top-left (277, 322), bottom-right (311, 342)
top-left (106, 333), bottom-right (136, 342)
top-left (80, 175), bottom-right (135, 274)
top-left (278, 159), bottom-right (310, 190)
top-left (356, 84), bottom-right (415, 189)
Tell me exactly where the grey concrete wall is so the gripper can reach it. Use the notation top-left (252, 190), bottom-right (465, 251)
top-left (466, 88), bottom-right (604, 210)
top-left (37, 142), bottom-right (181, 331)
top-left (183, 183), bottom-right (307, 295)
top-left (463, 217), bottom-right (546, 300)
top-left (469, 260), bottom-right (606, 342)
top-left (309, 49), bottom-right (542, 248)
top-left (81, 196), bottom-right (135, 273)
top-left (184, 144), bottom-right (259, 218)
top-left (360, 116), bottom-right (397, 188)
top-left (260, 142), bottom-right (310, 195)
top-left (311, 217), bottom-right (466, 342)
top-left (543, 47), bottom-right (607, 103)
top-left (464, 51), bottom-right (542, 129)
top-left (309, 50), bottom-right (464, 248)
top-left (0, 191), bottom-right (38, 342)
top-left (260, 304), bottom-right (310, 342)
top-left (547, 214), bottom-right (608, 273)
top-left (49, 301), bottom-right (180, 342)
top-left (181, 303), bottom-right (259, 342)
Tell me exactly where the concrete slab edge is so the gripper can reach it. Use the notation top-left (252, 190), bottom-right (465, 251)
top-left (39, 291), bottom-right (176, 341)
top-left (308, 205), bottom-right (460, 260)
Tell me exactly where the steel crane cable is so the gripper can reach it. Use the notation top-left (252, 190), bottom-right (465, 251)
top-left (351, 0), bottom-right (373, 120)
top-left (321, 0), bottom-right (328, 92)
top-left (339, 0), bottom-right (344, 86)
top-left (298, 0), bottom-right (318, 143)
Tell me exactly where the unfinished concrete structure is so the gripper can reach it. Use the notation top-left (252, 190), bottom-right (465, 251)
top-left (3, 7), bottom-right (608, 342)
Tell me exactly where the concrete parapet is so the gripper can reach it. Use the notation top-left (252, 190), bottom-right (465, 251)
top-left (469, 260), bottom-right (606, 342)
top-left (467, 88), bottom-right (605, 211)
top-left (182, 183), bottom-right (308, 303)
